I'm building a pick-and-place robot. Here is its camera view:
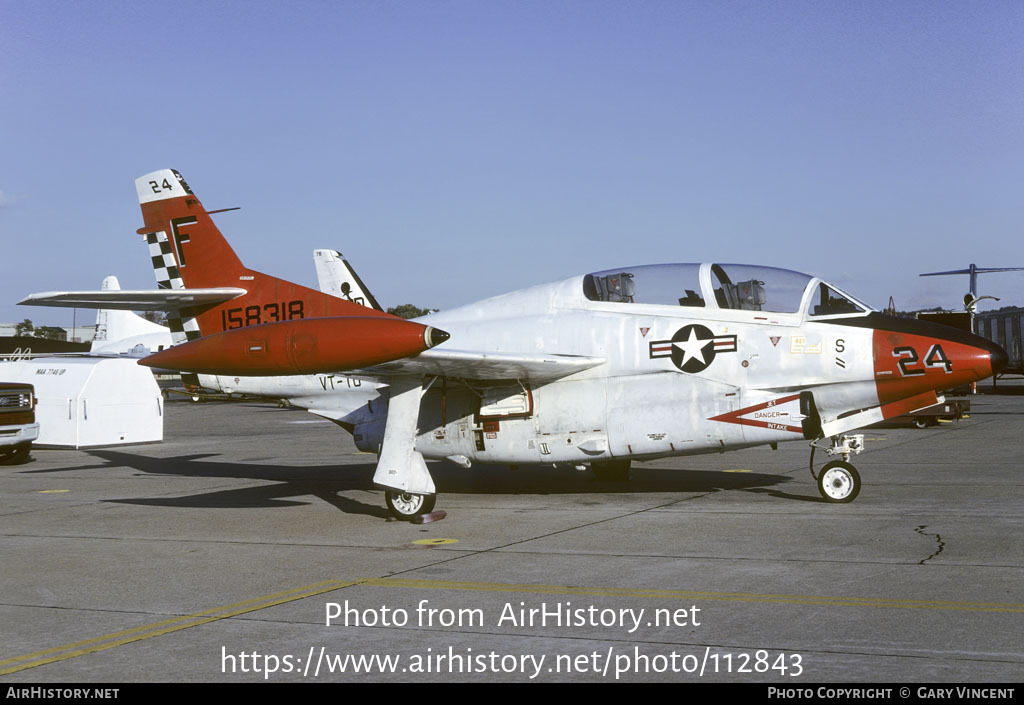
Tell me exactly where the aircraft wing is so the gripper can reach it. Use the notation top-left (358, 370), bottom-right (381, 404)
top-left (19, 288), bottom-right (247, 312)
top-left (358, 348), bottom-right (605, 383)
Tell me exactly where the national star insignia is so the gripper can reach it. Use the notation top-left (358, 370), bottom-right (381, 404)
top-left (673, 327), bottom-right (713, 367)
top-left (648, 324), bottom-right (738, 374)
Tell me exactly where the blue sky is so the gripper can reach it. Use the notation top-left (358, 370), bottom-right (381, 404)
top-left (2, 0), bottom-right (1022, 328)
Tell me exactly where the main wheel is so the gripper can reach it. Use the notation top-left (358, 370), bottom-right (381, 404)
top-left (0, 445), bottom-right (31, 466)
top-left (592, 459), bottom-right (631, 482)
top-left (817, 460), bottom-right (860, 503)
top-left (913, 417), bottom-right (931, 429)
top-left (385, 491), bottom-right (437, 520)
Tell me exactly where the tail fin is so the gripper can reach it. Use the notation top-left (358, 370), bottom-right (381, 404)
top-left (135, 169), bottom-right (393, 342)
top-left (314, 249), bottom-right (383, 310)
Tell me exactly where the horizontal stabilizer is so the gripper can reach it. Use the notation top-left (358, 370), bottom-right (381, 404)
top-left (0, 351), bottom-right (126, 360)
top-left (921, 267), bottom-right (1024, 276)
top-left (19, 288), bottom-right (247, 312)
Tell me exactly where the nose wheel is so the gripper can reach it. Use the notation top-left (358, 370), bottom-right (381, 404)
top-left (809, 434), bottom-right (864, 503)
top-left (816, 460), bottom-right (861, 503)
top-left (385, 491), bottom-right (437, 520)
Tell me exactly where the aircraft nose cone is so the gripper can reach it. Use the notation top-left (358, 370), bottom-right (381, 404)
top-left (425, 327), bottom-right (451, 348)
top-left (861, 313), bottom-right (1009, 405)
top-left (987, 340), bottom-right (1009, 375)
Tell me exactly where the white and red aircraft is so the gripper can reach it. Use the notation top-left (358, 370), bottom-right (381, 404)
top-left (23, 170), bottom-right (1008, 520)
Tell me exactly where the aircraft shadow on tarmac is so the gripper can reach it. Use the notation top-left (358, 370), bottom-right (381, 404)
top-left (25, 450), bottom-right (803, 518)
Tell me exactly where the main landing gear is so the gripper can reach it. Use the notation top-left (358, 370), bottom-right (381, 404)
top-left (809, 434), bottom-right (863, 503)
top-left (375, 377), bottom-right (442, 522)
top-left (384, 491), bottom-right (437, 521)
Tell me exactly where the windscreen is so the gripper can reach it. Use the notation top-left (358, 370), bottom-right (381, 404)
top-left (806, 283), bottom-right (869, 317)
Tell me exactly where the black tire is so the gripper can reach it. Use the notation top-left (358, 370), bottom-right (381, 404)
top-left (913, 417), bottom-right (930, 429)
top-left (817, 460), bottom-right (861, 503)
top-left (592, 459), bottom-right (631, 482)
top-left (0, 445), bottom-right (31, 466)
top-left (385, 491), bottom-right (437, 520)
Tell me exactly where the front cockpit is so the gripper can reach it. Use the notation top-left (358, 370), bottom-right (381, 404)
top-left (582, 263), bottom-right (871, 320)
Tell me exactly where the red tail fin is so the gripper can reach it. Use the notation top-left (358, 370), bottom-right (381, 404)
top-left (135, 169), bottom-right (393, 338)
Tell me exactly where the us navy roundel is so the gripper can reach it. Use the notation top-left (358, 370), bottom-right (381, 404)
top-left (649, 324), bottom-right (738, 373)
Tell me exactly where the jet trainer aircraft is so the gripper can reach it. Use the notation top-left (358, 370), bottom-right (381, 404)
top-left (24, 170), bottom-right (1009, 520)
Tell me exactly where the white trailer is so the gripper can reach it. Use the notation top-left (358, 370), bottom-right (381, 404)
top-left (0, 357), bottom-right (163, 448)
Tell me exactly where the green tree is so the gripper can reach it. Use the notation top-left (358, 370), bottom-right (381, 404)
top-left (14, 319), bottom-right (33, 336)
top-left (387, 304), bottom-right (438, 319)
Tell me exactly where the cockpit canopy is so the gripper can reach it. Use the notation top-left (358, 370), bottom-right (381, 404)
top-left (583, 263), bottom-right (870, 318)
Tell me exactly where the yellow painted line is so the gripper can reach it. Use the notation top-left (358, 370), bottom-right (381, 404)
top-left (359, 577), bottom-right (1024, 614)
top-left (38, 490), bottom-right (70, 494)
top-left (722, 469), bottom-right (751, 473)
top-left (0, 579), bottom-right (363, 676)
top-left (412, 538), bottom-right (459, 545)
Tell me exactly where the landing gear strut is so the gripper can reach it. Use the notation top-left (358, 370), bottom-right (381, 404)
top-left (809, 434), bottom-right (863, 503)
top-left (385, 491), bottom-right (437, 520)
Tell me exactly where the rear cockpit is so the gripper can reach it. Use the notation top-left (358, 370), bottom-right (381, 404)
top-left (583, 263), bottom-right (871, 320)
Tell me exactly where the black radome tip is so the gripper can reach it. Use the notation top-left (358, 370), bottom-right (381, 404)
top-left (425, 327), bottom-right (451, 348)
top-left (988, 341), bottom-right (1009, 375)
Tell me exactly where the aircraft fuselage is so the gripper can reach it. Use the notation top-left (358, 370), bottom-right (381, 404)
top-left (350, 266), bottom-right (1003, 467)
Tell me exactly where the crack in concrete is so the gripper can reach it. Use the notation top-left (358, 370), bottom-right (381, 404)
top-left (914, 525), bottom-right (945, 565)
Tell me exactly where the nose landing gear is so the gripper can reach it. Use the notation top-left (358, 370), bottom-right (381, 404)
top-left (809, 434), bottom-right (864, 503)
top-left (817, 460), bottom-right (861, 503)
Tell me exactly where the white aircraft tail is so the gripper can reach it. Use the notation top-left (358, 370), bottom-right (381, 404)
top-left (314, 250), bottom-right (383, 310)
top-left (91, 276), bottom-right (173, 353)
